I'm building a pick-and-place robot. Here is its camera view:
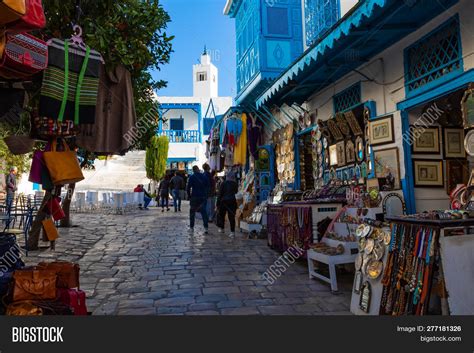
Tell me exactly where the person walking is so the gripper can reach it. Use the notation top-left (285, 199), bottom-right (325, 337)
top-left (170, 172), bottom-right (184, 212)
top-left (202, 163), bottom-right (216, 222)
top-left (186, 165), bottom-right (210, 233)
top-left (216, 171), bottom-right (239, 237)
top-left (5, 166), bottom-right (17, 214)
top-left (157, 175), bottom-right (171, 212)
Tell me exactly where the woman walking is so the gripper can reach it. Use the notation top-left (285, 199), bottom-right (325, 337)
top-left (157, 175), bottom-right (171, 212)
top-left (216, 172), bottom-right (239, 237)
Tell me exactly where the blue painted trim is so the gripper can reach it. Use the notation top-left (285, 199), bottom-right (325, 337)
top-left (397, 68), bottom-right (474, 111)
top-left (167, 158), bottom-right (196, 162)
top-left (404, 15), bottom-right (463, 98)
top-left (159, 103), bottom-right (201, 111)
top-left (400, 110), bottom-right (416, 214)
top-left (297, 126), bottom-right (314, 136)
top-left (197, 104), bottom-right (202, 143)
top-left (158, 108), bottom-right (163, 133)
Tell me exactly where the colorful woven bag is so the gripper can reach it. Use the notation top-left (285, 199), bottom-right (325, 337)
top-left (0, 32), bottom-right (47, 79)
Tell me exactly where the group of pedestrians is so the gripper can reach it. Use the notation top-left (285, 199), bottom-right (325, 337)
top-left (187, 164), bottom-right (239, 237)
top-left (134, 165), bottom-right (239, 236)
top-left (156, 172), bottom-right (185, 212)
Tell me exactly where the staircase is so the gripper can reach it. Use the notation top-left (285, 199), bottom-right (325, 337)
top-left (76, 151), bottom-right (150, 192)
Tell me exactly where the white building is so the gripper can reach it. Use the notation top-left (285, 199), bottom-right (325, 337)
top-left (156, 49), bottom-right (233, 171)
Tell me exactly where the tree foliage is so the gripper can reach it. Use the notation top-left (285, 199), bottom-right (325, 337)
top-left (41, 0), bottom-right (173, 150)
top-left (145, 135), bottom-right (169, 181)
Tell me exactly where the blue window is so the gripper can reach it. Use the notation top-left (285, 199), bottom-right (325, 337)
top-left (203, 118), bottom-right (214, 136)
top-left (405, 16), bottom-right (463, 95)
top-left (333, 83), bottom-right (361, 113)
top-left (266, 7), bottom-right (289, 36)
top-left (305, 0), bottom-right (340, 47)
top-left (170, 118), bottom-right (184, 131)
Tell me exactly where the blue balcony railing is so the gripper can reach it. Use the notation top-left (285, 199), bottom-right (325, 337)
top-left (162, 130), bottom-right (200, 143)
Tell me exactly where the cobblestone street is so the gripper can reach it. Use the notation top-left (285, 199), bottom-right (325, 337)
top-left (25, 204), bottom-right (352, 315)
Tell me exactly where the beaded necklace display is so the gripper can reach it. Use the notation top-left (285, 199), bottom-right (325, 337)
top-left (380, 223), bottom-right (438, 316)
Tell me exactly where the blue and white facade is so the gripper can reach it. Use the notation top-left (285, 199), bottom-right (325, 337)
top-left (226, 0), bottom-right (474, 213)
top-left (156, 52), bottom-right (232, 171)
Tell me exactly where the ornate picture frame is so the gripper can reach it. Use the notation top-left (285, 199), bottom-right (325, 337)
top-left (443, 128), bottom-right (465, 158)
top-left (368, 115), bottom-right (394, 146)
top-left (413, 159), bottom-right (444, 188)
top-left (411, 126), bottom-right (440, 154)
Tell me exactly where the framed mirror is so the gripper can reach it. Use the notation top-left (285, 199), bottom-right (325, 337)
top-left (355, 136), bottom-right (364, 162)
top-left (359, 281), bottom-right (371, 313)
top-left (382, 193), bottom-right (407, 216)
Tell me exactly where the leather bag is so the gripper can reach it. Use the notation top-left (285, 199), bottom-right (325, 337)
top-left (6, 0), bottom-right (45, 33)
top-left (41, 218), bottom-right (58, 241)
top-left (43, 140), bottom-right (84, 185)
top-left (46, 196), bottom-right (65, 221)
top-left (6, 301), bottom-right (43, 316)
top-left (12, 268), bottom-right (57, 302)
top-left (38, 261), bottom-right (79, 289)
top-left (0, 32), bottom-right (48, 79)
top-left (0, 0), bottom-right (26, 26)
top-left (58, 288), bottom-right (87, 315)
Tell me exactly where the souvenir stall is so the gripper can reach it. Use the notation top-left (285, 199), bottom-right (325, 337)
top-left (347, 85), bottom-right (474, 315)
top-left (208, 108), bottom-right (274, 235)
top-left (0, 0), bottom-right (136, 316)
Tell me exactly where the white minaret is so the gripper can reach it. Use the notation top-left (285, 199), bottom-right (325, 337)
top-left (193, 46), bottom-right (218, 98)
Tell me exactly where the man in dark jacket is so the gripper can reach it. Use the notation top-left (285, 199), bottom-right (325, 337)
top-left (202, 163), bottom-right (216, 222)
top-left (186, 165), bottom-right (210, 233)
top-left (6, 166), bottom-right (17, 214)
top-left (216, 171), bottom-right (239, 237)
top-left (170, 172), bottom-right (184, 212)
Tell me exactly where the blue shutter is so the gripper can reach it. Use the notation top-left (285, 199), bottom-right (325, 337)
top-left (305, 0), bottom-right (340, 47)
top-left (405, 16), bottom-right (463, 95)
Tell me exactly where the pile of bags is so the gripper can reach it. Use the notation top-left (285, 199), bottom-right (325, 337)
top-left (4, 261), bottom-right (87, 316)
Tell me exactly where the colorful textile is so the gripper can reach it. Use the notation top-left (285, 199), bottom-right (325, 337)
top-left (39, 39), bottom-right (101, 125)
top-left (233, 113), bottom-right (247, 165)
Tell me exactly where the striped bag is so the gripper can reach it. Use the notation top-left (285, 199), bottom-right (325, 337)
top-left (38, 38), bottom-right (100, 137)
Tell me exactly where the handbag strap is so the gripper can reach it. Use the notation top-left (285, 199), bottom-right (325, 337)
top-left (58, 41), bottom-right (91, 124)
top-left (74, 45), bottom-right (90, 125)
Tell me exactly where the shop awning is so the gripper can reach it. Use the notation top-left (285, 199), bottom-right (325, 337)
top-left (256, 0), bottom-right (460, 108)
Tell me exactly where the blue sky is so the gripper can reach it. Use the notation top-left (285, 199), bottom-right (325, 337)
top-left (153, 0), bottom-right (236, 98)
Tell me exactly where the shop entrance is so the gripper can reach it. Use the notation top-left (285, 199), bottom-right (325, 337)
top-left (402, 88), bottom-right (470, 213)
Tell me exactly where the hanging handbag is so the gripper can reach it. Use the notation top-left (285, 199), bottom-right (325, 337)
top-left (6, 0), bottom-right (45, 33)
top-left (28, 149), bottom-right (44, 183)
top-left (0, 0), bottom-right (26, 26)
top-left (0, 32), bottom-right (48, 79)
top-left (41, 218), bottom-right (58, 241)
top-left (3, 135), bottom-right (34, 155)
top-left (45, 196), bottom-right (65, 221)
top-left (38, 261), bottom-right (79, 289)
top-left (40, 164), bottom-right (53, 191)
top-left (12, 268), bottom-right (57, 302)
top-left (43, 139), bottom-right (84, 185)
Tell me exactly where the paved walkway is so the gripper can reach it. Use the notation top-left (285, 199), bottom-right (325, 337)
top-left (25, 204), bottom-right (352, 315)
